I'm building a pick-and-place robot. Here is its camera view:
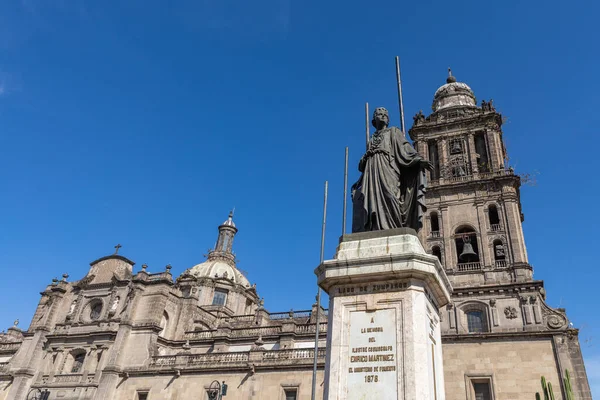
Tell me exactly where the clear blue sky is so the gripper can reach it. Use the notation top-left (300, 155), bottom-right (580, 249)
top-left (0, 0), bottom-right (598, 395)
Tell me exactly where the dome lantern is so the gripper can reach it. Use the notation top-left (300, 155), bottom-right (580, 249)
top-left (431, 69), bottom-right (477, 112)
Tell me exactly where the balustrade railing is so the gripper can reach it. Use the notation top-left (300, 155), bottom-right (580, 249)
top-left (227, 315), bottom-right (255, 323)
top-left (148, 348), bottom-right (325, 369)
top-left (490, 224), bottom-right (502, 231)
top-left (262, 348), bottom-right (324, 361)
top-left (457, 262), bottom-right (482, 272)
top-left (186, 352), bottom-right (249, 365)
top-left (495, 260), bottom-right (508, 268)
top-left (294, 323), bottom-right (327, 335)
top-left (53, 374), bottom-right (83, 383)
top-left (183, 330), bottom-right (215, 340)
top-left (448, 175), bottom-right (471, 183)
top-left (268, 311), bottom-right (294, 320)
top-left (231, 326), bottom-right (282, 337)
top-left (0, 342), bottom-right (20, 352)
top-left (430, 231), bottom-right (441, 238)
top-left (149, 355), bottom-right (177, 367)
top-left (430, 169), bottom-right (513, 187)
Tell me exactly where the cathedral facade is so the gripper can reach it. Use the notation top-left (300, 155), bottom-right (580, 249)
top-left (0, 74), bottom-right (592, 400)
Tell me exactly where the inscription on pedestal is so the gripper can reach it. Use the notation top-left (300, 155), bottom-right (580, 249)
top-left (336, 281), bottom-right (408, 297)
top-left (347, 308), bottom-right (398, 399)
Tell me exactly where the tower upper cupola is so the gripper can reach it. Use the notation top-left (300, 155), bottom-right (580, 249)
top-left (431, 69), bottom-right (477, 112)
top-left (183, 211), bottom-right (251, 287)
top-left (210, 210), bottom-right (237, 263)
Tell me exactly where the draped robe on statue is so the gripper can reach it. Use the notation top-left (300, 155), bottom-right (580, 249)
top-left (351, 126), bottom-right (427, 232)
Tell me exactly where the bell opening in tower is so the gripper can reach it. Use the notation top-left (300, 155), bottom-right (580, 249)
top-left (454, 227), bottom-right (480, 265)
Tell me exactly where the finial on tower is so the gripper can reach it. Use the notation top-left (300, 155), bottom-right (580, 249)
top-left (447, 68), bottom-right (457, 83)
top-left (222, 210), bottom-right (236, 228)
top-left (114, 244), bottom-right (122, 255)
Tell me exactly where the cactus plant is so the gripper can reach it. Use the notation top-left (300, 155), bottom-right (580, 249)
top-left (536, 370), bottom-right (575, 400)
top-left (536, 376), bottom-right (556, 400)
top-left (564, 369), bottom-right (574, 400)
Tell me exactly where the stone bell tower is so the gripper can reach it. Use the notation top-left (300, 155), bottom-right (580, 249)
top-left (410, 69), bottom-right (530, 286)
top-left (408, 70), bottom-right (592, 399)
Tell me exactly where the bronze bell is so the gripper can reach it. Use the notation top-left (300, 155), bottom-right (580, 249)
top-left (459, 236), bottom-right (478, 262)
top-left (451, 140), bottom-right (462, 154)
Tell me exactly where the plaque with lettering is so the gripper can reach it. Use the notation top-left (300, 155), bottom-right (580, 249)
top-left (347, 309), bottom-right (398, 399)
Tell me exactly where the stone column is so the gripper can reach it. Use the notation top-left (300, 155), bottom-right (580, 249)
top-left (475, 201), bottom-right (489, 268)
top-left (467, 133), bottom-right (479, 177)
top-left (501, 195), bottom-right (528, 264)
top-left (438, 139), bottom-right (448, 184)
top-left (440, 207), bottom-right (453, 270)
top-left (316, 229), bottom-right (452, 400)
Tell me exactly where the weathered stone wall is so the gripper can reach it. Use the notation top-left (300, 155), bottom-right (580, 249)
top-left (442, 337), bottom-right (562, 400)
top-left (112, 369), bottom-right (324, 400)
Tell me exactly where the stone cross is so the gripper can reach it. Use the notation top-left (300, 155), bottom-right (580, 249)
top-left (114, 244), bottom-right (122, 254)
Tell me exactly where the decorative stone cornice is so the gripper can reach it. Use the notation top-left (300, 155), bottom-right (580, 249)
top-left (452, 280), bottom-right (542, 298)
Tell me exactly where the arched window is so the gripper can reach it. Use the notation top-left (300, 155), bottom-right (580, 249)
top-left (430, 212), bottom-right (440, 237)
top-left (493, 240), bottom-right (505, 261)
top-left (466, 310), bottom-right (488, 333)
top-left (493, 239), bottom-right (506, 268)
top-left (454, 227), bottom-right (480, 267)
top-left (70, 351), bottom-right (86, 373)
top-left (432, 246), bottom-right (442, 263)
top-left (488, 205), bottom-right (500, 230)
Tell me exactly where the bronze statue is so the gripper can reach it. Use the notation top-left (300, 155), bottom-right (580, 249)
top-left (351, 107), bottom-right (432, 232)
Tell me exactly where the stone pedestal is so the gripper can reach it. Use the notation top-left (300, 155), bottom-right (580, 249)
top-left (315, 229), bottom-right (452, 400)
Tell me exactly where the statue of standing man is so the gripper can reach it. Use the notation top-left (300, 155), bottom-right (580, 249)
top-left (352, 107), bottom-right (432, 233)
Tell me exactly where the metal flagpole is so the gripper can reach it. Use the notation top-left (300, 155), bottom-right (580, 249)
top-left (311, 181), bottom-right (328, 400)
top-left (365, 102), bottom-right (370, 149)
top-left (395, 56), bottom-right (406, 136)
top-left (342, 147), bottom-right (348, 236)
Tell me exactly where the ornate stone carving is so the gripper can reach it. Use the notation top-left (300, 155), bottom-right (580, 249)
top-left (547, 315), bottom-right (564, 329)
top-left (413, 110), bottom-right (425, 126)
top-left (504, 306), bottom-right (518, 319)
top-left (119, 283), bottom-right (135, 316)
top-left (108, 296), bottom-right (120, 316)
top-left (76, 274), bottom-right (96, 289)
top-left (539, 298), bottom-right (568, 330)
top-left (65, 299), bottom-right (77, 321)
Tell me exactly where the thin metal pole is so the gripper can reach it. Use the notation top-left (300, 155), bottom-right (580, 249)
top-left (311, 181), bottom-right (328, 400)
top-left (342, 147), bottom-right (348, 236)
top-left (365, 102), bottom-right (370, 149)
top-left (395, 56), bottom-right (406, 136)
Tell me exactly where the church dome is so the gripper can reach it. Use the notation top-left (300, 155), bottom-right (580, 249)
top-left (432, 70), bottom-right (476, 112)
top-left (186, 259), bottom-right (251, 287)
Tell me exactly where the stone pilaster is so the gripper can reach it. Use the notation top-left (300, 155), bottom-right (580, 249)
top-left (467, 133), bottom-right (479, 177)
